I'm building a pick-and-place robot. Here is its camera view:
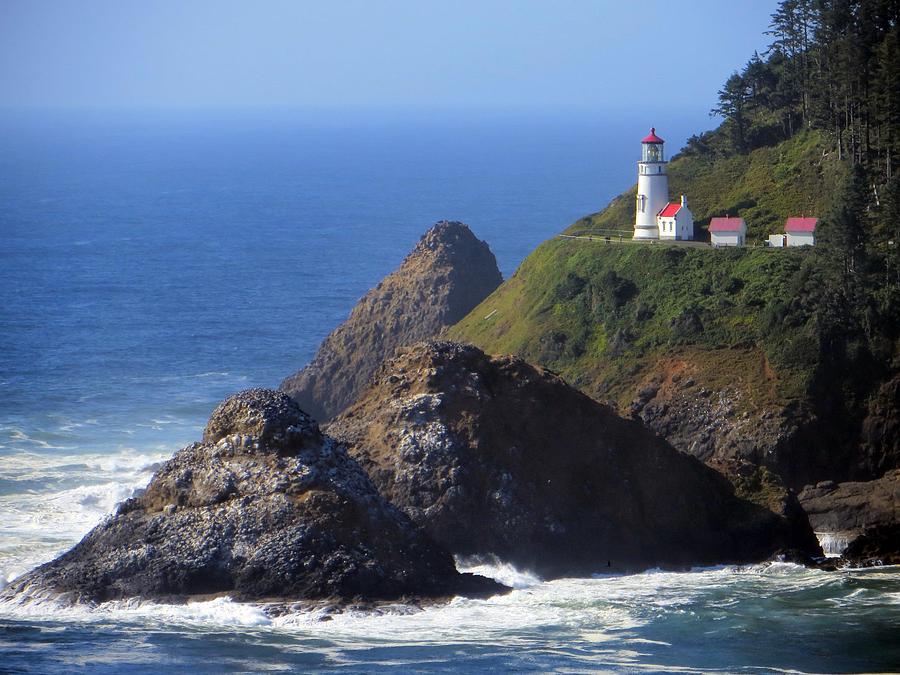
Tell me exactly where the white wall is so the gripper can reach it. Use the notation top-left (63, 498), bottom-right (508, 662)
top-left (787, 232), bottom-right (815, 246)
top-left (658, 216), bottom-right (676, 239)
top-left (679, 209), bottom-right (694, 240)
top-left (768, 234), bottom-right (786, 247)
top-left (658, 209), bottom-right (694, 241)
top-left (711, 232), bottom-right (744, 247)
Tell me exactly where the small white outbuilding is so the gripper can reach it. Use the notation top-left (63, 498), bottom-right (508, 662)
top-left (709, 217), bottom-right (747, 247)
top-left (785, 217), bottom-right (817, 246)
top-left (657, 195), bottom-right (694, 240)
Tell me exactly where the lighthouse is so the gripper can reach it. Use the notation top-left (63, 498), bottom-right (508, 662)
top-left (633, 128), bottom-right (668, 240)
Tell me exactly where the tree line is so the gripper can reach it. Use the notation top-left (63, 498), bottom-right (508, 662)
top-left (705, 0), bottom-right (899, 184)
top-left (694, 0), bottom-right (900, 426)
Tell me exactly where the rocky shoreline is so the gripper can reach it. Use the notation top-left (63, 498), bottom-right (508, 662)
top-left (5, 222), bottom-right (897, 611)
top-left (2, 389), bottom-right (505, 607)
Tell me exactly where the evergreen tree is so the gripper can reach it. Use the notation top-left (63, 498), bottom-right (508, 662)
top-left (819, 165), bottom-right (871, 287)
top-left (706, 0), bottom-right (900, 197)
top-left (879, 173), bottom-right (900, 292)
top-left (712, 73), bottom-right (750, 153)
top-left (873, 27), bottom-right (900, 180)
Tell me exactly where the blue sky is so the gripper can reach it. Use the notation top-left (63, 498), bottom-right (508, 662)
top-left (1, 1), bottom-right (774, 114)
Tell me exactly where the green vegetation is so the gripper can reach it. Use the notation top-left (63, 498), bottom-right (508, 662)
top-left (730, 465), bottom-right (793, 515)
top-left (449, 241), bottom-right (818, 409)
top-left (453, 153), bottom-right (900, 421)
top-left (460, 0), bottom-right (900, 422)
top-left (703, 0), bottom-right (900, 188)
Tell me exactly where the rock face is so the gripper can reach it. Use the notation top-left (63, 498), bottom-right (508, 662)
top-left (3, 389), bottom-right (502, 605)
top-left (328, 342), bottom-right (822, 577)
top-left (626, 354), bottom-right (798, 472)
top-left (799, 470), bottom-right (900, 551)
top-left (842, 524), bottom-right (900, 566)
top-left (281, 221), bottom-right (502, 422)
top-left (629, 362), bottom-right (900, 491)
top-left (860, 374), bottom-right (900, 478)
top-left (708, 458), bottom-right (821, 557)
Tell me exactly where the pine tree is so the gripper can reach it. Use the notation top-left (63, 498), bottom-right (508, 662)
top-left (880, 173), bottom-right (900, 288)
top-left (873, 27), bottom-right (900, 181)
top-left (712, 73), bottom-right (750, 153)
top-left (819, 165), bottom-right (871, 286)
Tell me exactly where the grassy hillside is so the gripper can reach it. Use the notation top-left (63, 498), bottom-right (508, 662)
top-left (566, 130), bottom-right (847, 242)
top-left (449, 128), bottom-right (898, 489)
top-left (448, 240), bottom-right (816, 411)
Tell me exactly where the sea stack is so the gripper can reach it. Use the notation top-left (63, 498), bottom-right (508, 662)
top-left (281, 221), bottom-right (502, 421)
top-left (2, 389), bottom-right (504, 606)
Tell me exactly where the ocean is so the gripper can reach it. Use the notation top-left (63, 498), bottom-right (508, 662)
top-left (1, 108), bottom-right (898, 673)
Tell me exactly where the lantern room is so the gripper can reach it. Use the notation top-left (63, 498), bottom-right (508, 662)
top-left (641, 127), bottom-right (665, 162)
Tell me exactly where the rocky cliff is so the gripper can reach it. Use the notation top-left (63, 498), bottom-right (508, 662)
top-left (799, 470), bottom-right (900, 552)
top-left (328, 341), bottom-right (821, 577)
top-left (841, 524), bottom-right (900, 566)
top-left (447, 240), bottom-right (900, 562)
top-left (437, 106), bottom-right (900, 564)
top-left (3, 389), bottom-right (503, 606)
top-left (281, 221), bottom-right (502, 421)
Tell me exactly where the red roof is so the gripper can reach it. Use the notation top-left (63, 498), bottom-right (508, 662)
top-left (658, 202), bottom-right (681, 217)
top-left (785, 217), bottom-right (817, 232)
top-left (642, 127), bottom-right (664, 144)
top-left (708, 217), bottom-right (746, 232)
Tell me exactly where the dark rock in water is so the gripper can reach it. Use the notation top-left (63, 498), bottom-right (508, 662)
top-left (3, 389), bottom-right (505, 605)
top-left (841, 523), bottom-right (900, 566)
top-left (281, 221), bottom-right (502, 422)
top-left (799, 469), bottom-right (900, 553)
top-left (707, 458), bottom-right (822, 558)
top-left (327, 342), bottom-right (822, 578)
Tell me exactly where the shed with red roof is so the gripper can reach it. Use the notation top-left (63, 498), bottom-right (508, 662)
top-left (785, 217), bottom-right (817, 247)
top-left (708, 217), bottom-right (747, 247)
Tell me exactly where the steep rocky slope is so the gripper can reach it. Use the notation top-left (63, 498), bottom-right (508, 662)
top-left (448, 241), bottom-right (900, 494)
top-left (281, 221), bottom-right (502, 421)
top-left (3, 389), bottom-right (502, 606)
top-left (328, 341), bottom-right (821, 577)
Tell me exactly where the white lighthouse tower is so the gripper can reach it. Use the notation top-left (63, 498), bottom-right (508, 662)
top-left (633, 128), bottom-right (668, 240)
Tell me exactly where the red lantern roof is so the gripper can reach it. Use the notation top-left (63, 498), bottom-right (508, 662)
top-left (642, 127), bottom-right (664, 143)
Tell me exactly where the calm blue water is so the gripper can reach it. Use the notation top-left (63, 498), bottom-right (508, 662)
top-left (1, 109), bottom-right (898, 673)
